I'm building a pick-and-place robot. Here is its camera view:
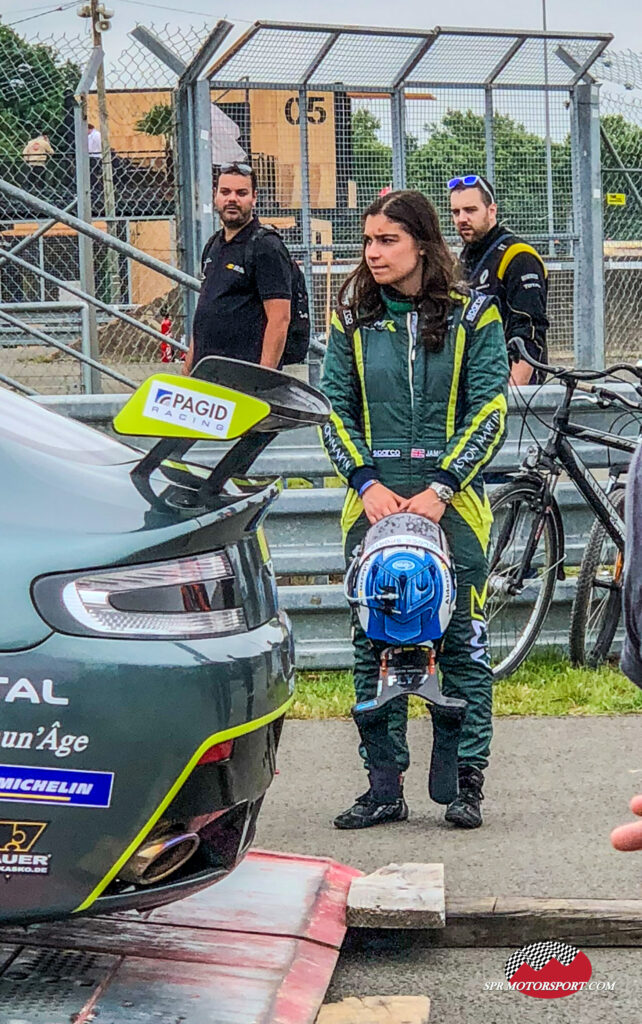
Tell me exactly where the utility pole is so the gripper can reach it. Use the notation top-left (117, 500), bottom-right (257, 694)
top-left (78, 0), bottom-right (119, 303)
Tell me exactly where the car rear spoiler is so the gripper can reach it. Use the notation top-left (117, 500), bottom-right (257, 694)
top-left (113, 356), bottom-right (331, 512)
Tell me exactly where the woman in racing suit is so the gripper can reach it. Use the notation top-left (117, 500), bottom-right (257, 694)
top-left (320, 190), bottom-right (509, 830)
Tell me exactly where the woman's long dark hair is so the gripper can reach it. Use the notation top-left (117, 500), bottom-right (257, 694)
top-left (338, 190), bottom-right (463, 352)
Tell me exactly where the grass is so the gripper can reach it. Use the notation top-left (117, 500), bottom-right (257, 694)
top-left (289, 650), bottom-right (642, 719)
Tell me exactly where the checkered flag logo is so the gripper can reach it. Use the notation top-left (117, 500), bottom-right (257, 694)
top-left (505, 940), bottom-right (580, 981)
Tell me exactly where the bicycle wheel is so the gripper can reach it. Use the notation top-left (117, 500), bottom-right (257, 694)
top-left (487, 479), bottom-right (561, 680)
top-left (569, 486), bottom-right (625, 667)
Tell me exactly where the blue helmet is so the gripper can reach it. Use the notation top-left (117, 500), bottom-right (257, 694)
top-left (346, 513), bottom-right (456, 647)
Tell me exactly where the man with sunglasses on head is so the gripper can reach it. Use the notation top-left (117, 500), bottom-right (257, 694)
top-left (449, 174), bottom-right (549, 385)
top-left (184, 162), bottom-right (292, 372)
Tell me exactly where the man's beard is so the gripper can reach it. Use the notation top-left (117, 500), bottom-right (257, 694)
top-left (220, 206), bottom-right (252, 227)
top-left (459, 222), bottom-right (490, 245)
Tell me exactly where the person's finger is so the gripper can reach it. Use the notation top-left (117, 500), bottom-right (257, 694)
top-left (630, 795), bottom-right (642, 816)
top-left (611, 819), bottom-right (642, 851)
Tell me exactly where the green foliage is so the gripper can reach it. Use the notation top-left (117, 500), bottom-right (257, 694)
top-left (351, 103), bottom-right (642, 241)
top-left (135, 103), bottom-right (173, 140)
top-left (0, 25), bottom-right (80, 156)
top-left (290, 652), bottom-right (642, 719)
top-left (352, 105), bottom-right (574, 236)
top-left (351, 108), bottom-right (393, 206)
top-left (601, 113), bottom-right (642, 239)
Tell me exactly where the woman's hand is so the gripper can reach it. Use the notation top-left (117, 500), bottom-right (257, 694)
top-left (361, 483), bottom-right (405, 524)
top-left (401, 487), bottom-right (447, 523)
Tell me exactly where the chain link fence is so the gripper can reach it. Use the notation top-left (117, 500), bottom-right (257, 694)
top-left (0, 21), bottom-right (213, 392)
top-left (2, 21), bottom-right (640, 393)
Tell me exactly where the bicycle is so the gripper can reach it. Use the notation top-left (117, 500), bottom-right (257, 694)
top-left (487, 339), bottom-right (642, 679)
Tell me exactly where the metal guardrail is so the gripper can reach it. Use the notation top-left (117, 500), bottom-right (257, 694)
top-left (36, 384), bottom-right (641, 669)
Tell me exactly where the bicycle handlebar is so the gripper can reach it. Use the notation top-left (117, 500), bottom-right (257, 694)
top-left (508, 337), bottom-right (642, 384)
top-left (574, 379), bottom-right (642, 411)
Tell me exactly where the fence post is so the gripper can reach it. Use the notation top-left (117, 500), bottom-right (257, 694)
top-left (193, 79), bottom-right (214, 259)
top-left (484, 87), bottom-right (495, 183)
top-left (174, 85), bottom-right (198, 340)
top-left (74, 53), bottom-right (102, 395)
top-left (391, 88), bottom-right (407, 189)
top-left (298, 87), bottom-right (315, 334)
top-left (571, 82), bottom-right (605, 369)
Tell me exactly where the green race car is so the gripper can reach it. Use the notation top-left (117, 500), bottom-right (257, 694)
top-left (0, 357), bottom-right (329, 924)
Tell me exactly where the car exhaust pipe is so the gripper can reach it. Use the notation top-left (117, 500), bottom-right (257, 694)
top-left (119, 831), bottom-right (200, 886)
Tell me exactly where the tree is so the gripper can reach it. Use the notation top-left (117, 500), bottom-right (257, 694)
top-left (351, 108), bottom-right (393, 204)
top-left (350, 106), bottom-right (574, 239)
top-left (406, 109), bottom-right (572, 237)
top-left (600, 113), bottom-right (642, 240)
top-left (0, 25), bottom-right (80, 157)
top-left (135, 103), bottom-right (173, 143)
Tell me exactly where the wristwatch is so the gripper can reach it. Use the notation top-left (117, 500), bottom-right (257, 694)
top-left (430, 481), bottom-right (455, 505)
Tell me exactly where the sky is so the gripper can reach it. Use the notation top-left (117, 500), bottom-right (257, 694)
top-left (1, 0), bottom-right (641, 70)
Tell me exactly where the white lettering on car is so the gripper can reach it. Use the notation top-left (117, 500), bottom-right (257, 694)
top-left (0, 678), bottom-right (69, 706)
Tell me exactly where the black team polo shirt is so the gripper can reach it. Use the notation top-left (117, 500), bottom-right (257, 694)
top-left (192, 216), bottom-right (292, 366)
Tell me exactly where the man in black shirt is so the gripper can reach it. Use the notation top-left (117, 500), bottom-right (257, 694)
top-left (184, 162), bottom-right (292, 371)
top-left (449, 174), bottom-right (549, 385)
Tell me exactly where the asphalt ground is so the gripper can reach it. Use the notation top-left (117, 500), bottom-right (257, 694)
top-left (255, 718), bottom-right (642, 898)
top-left (325, 944), bottom-right (642, 1023)
top-left (255, 718), bottom-right (642, 1020)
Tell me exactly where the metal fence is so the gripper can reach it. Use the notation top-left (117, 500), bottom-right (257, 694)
top-left (5, 19), bottom-right (642, 394)
top-left (40, 384), bottom-right (640, 668)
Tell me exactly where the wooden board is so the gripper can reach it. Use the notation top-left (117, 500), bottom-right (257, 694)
top-left (317, 995), bottom-right (430, 1023)
top-left (0, 850), bottom-right (360, 1024)
top-left (439, 897), bottom-right (642, 948)
top-left (340, 897), bottom-right (642, 948)
top-left (347, 863), bottom-right (445, 929)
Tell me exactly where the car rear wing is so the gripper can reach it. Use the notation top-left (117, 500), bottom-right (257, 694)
top-left (113, 356), bottom-right (331, 512)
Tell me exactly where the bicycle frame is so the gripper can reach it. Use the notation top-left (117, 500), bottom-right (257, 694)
top-left (533, 385), bottom-right (636, 548)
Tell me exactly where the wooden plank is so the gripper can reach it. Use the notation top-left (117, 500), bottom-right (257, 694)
top-left (430, 897), bottom-right (642, 947)
top-left (317, 996), bottom-right (431, 1023)
top-left (347, 864), bottom-right (444, 929)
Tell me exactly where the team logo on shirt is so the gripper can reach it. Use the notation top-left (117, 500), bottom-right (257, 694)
top-left (226, 263), bottom-right (245, 274)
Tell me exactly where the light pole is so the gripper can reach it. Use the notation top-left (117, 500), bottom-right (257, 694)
top-left (77, 0), bottom-right (119, 302)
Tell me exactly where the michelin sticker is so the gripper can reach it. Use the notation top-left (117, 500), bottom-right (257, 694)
top-left (0, 819), bottom-right (51, 876)
top-left (143, 382), bottom-right (236, 438)
top-left (0, 764), bottom-right (114, 809)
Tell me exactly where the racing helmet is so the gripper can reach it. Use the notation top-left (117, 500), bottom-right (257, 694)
top-left (345, 512), bottom-right (456, 646)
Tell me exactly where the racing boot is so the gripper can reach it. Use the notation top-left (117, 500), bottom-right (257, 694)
top-left (333, 768), bottom-right (408, 830)
top-left (444, 764), bottom-right (485, 829)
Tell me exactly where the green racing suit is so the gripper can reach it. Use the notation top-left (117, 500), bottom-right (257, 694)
top-left (320, 288), bottom-right (509, 775)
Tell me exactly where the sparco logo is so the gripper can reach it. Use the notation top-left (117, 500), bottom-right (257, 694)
top-left (373, 449), bottom-right (401, 458)
top-left (144, 383), bottom-right (236, 438)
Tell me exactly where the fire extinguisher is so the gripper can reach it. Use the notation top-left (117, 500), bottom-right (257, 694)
top-left (159, 315), bottom-right (173, 363)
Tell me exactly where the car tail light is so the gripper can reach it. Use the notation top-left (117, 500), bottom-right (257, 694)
top-left (33, 551), bottom-right (247, 640)
top-left (197, 739), bottom-right (234, 764)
